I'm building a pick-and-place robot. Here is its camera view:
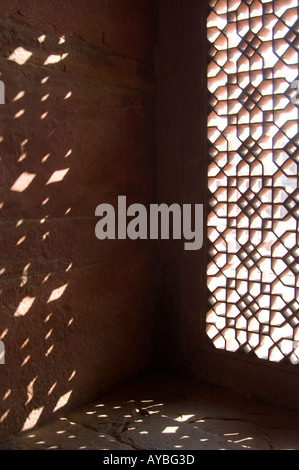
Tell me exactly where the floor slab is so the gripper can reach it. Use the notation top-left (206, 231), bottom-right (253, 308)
top-left (1, 373), bottom-right (299, 450)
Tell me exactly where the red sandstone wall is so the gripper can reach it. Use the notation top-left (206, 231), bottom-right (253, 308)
top-left (0, 1), bottom-right (157, 440)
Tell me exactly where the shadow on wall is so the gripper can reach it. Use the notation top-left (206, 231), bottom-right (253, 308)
top-left (0, 16), bottom-right (156, 440)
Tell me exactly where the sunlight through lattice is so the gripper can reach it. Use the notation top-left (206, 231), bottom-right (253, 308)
top-left (207, 0), bottom-right (299, 363)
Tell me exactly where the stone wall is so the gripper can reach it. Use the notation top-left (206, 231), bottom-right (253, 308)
top-left (0, 0), bottom-right (157, 440)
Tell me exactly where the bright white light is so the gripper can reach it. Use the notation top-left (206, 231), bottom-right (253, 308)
top-left (175, 414), bottom-right (195, 423)
top-left (47, 284), bottom-right (68, 303)
top-left (22, 407), bottom-right (44, 431)
top-left (53, 390), bottom-right (72, 412)
top-left (8, 47), bottom-right (33, 65)
top-left (162, 426), bottom-right (179, 434)
top-left (46, 168), bottom-right (69, 184)
top-left (11, 172), bottom-right (36, 192)
top-left (44, 53), bottom-right (69, 65)
top-left (14, 297), bottom-right (36, 317)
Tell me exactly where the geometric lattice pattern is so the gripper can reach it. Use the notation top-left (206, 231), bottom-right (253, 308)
top-left (207, 0), bottom-right (299, 363)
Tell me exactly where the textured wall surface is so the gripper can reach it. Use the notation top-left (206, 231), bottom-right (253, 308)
top-left (0, 1), bottom-right (157, 440)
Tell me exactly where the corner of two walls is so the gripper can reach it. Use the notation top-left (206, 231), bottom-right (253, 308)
top-left (155, 0), bottom-right (208, 376)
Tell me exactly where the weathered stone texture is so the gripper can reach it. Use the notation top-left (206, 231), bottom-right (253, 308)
top-left (3, 374), bottom-right (299, 450)
top-left (0, 1), bottom-right (156, 441)
top-left (0, 0), bottom-right (156, 62)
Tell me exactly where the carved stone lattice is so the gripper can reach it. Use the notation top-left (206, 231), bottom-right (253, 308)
top-left (207, 0), bottom-right (299, 363)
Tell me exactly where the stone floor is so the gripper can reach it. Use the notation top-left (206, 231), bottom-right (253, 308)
top-left (1, 373), bottom-right (299, 450)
